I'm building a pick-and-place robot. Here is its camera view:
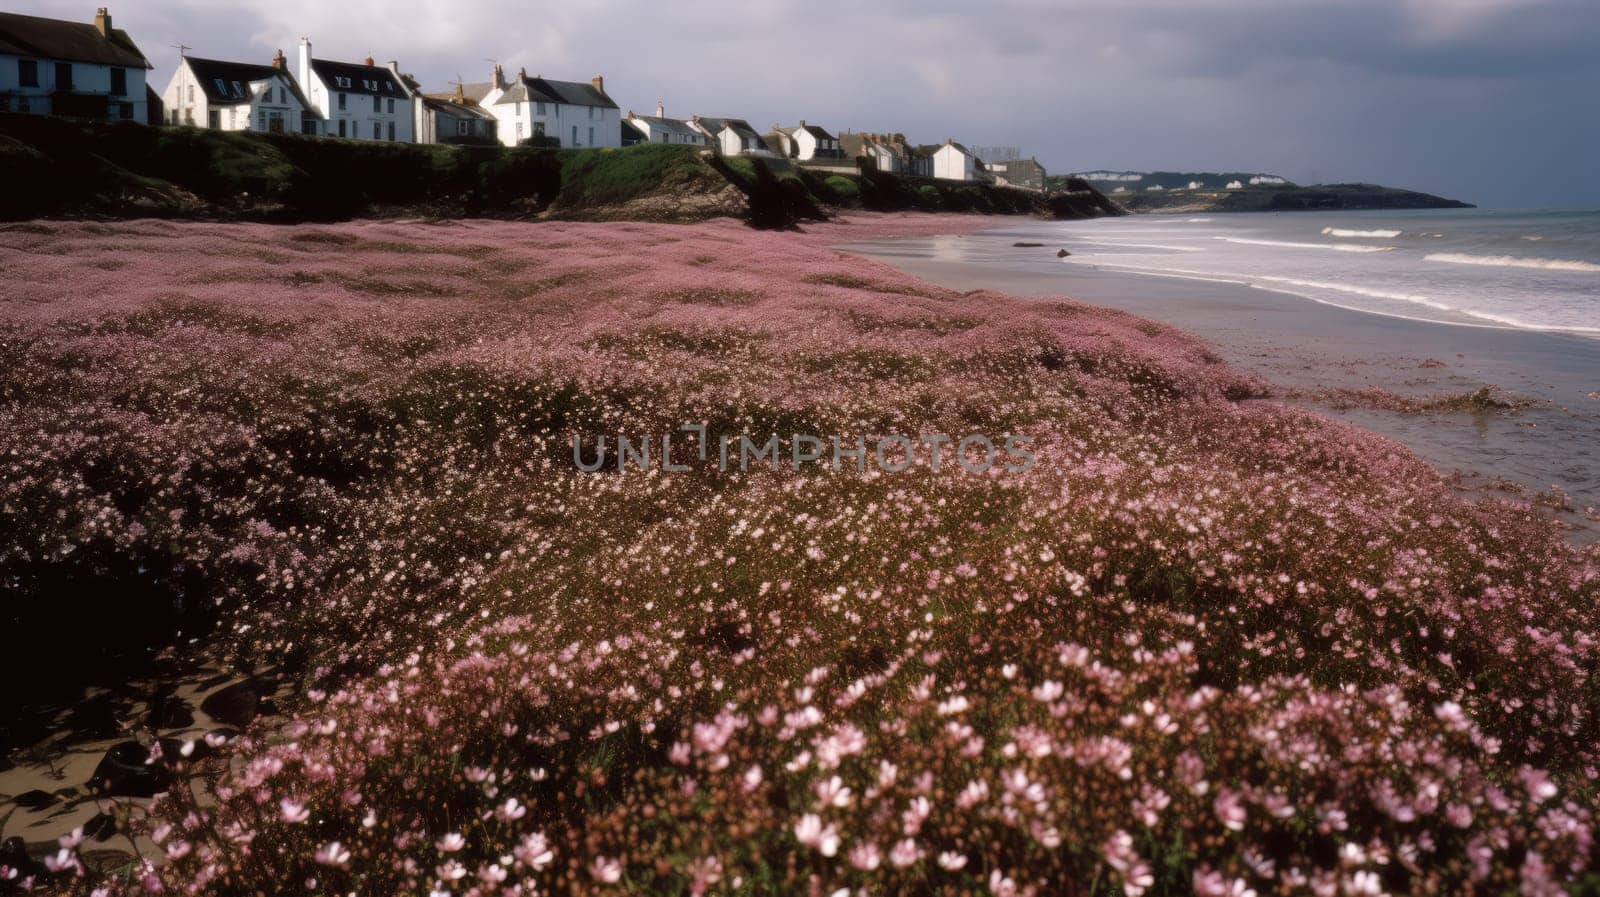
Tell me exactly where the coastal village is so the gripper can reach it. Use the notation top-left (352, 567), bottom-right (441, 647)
top-left (0, 6), bottom-right (1052, 191)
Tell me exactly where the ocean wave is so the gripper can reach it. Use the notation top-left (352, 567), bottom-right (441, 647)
top-left (1254, 276), bottom-right (1453, 312)
top-left (1071, 239), bottom-right (1204, 253)
top-left (1321, 227), bottom-right (1402, 238)
top-left (1425, 253), bottom-right (1600, 273)
top-left (1219, 237), bottom-right (1393, 253)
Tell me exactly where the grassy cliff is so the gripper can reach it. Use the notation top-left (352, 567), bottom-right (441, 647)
top-left (0, 115), bottom-right (1119, 226)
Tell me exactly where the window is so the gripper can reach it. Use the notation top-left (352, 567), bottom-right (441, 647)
top-left (110, 67), bottom-right (127, 96)
top-left (338, 119), bottom-right (347, 137)
top-left (337, 92), bottom-right (346, 111)
top-left (387, 121), bottom-right (395, 141)
top-left (55, 62), bottom-right (72, 89)
top-left (18, 59), bottom-right (38, 87)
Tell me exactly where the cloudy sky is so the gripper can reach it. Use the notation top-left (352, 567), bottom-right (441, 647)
top-left (17, 0), bottom-right (1600, 207)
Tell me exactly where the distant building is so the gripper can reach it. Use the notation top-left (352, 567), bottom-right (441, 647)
top-left (985, 157), bottom-right (1047, 191)
top-left (929, 140), bottom-right (990, 182)
top-left (767, 120), bottom-right (845, 162)
top-left (841, 131), bottom-right (929, 175)
top-left (416, 87), bottom-right (496, 144)
top-left (464, 65), bottom-right (620, 148)
top-left (161, 51), bottom-right (316, 134)
top-left (0, 7), bottom-right (151, 121)
top-left (296, 39), bottom-right (415, 141)
top-left (625, 103), bottom-right (709, 146)
top-left (689, 116), bottom-right (768, 156)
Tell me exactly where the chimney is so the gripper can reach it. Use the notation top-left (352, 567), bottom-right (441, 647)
top-left (298, 38), bottom-right (311, 90)
top-left (491, 63), bottom-right (505, 90)
top-left (364, 55), bottom-right (374, 67)
top-left (272, 48), bottom-right (286, 71)
top-left (93, 8), bottom-right (110, 37)
top-left (591, 75), bottom-right (604, 94)
top-left (656, 101), bottom-right (664, 118)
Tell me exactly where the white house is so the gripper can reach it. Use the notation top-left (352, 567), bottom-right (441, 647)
top-left (296, 39), bottom-right (415, 142)
top-left (0, 7), bottom-right (150, 121)
top-left (161, 51), bottom-right (316, 134)
top-left (625, 103), bottom-right (708, 146)
top-left (768, 121), bottom-right (845, 162)
top-left (932, 140), bottom-right (988, 182)
top-left (464, 65), bottom-right (619, 148)
top-left (689, 116), bottom-right (768, 157)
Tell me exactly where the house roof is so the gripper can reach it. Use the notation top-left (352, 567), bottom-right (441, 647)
top-left (183, 56), bottom-right (312, 108)
top-left (695, 117), bottom-right (761, 140)
top-left (493, 75), bottom-right (617, 110)
top-left (309, 58), bottom-right (409, 99)
top-left (0, 11), bottom-right (151, 69)
top-left (787, 123), bottom-right (834, 140)
top-left (421, 93), bottom-right (496, 120)
top-left (628, 113), bottom-right (699, 138)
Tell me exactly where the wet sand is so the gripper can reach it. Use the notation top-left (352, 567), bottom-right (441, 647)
top-left (840, 227), bottom-right (1600, 538)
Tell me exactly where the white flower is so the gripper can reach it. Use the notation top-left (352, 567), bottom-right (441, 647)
top-left (314, 841), bottom-right (350, 867)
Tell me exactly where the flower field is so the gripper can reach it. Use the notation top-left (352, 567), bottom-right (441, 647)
top-left (1, 214), bottom-right (1596, 895)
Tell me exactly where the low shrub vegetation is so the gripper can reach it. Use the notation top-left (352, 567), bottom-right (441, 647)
top-left (2, 215), bottom-right (1592, 896)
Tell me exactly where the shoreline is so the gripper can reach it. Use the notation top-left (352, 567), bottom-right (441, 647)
top-left (836, 220), bottom-right (1600, 538)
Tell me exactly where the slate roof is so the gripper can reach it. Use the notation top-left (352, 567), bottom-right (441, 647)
top-left (628, 114), bottom-right (700, 138)
top-left (792, 123), bottom-right (834, 140)
top-left (421, 93), bottom-right (496, 120)
top-left (492, 75), bottom-right (617, 110)
top-left (183, 57), bottom-right (312, 108)
top-left (695, 117), bottom-right (762, 141)
top-left (0, 11), bottom-right (151, 69)
top-left (309, 58), bottom-right (409, 99)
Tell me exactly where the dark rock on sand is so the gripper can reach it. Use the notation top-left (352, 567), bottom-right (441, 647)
top-left (200, 681), bottom-right (260, 728)
top-left (89, 741), bottom-right (171, 797)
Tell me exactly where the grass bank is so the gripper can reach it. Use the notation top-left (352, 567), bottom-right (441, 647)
top-left (0, 114), bottom-right (1119, 227)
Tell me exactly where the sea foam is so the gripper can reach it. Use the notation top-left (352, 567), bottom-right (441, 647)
top-left (1321, 227), bottom-right (1402, 238)
top-left (1425, 253), bottom-right (1600, 273)
top-left (1219, 237), bottom-right (1392, 253)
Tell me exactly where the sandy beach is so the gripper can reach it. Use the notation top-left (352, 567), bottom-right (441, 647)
top-left (840, 222), bottom-right (1600, 538)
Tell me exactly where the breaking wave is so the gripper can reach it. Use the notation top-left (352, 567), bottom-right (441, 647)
top-left (1425, 253), bottom-right (1600, 273)
top-left (1219, 237), bottom-right (1393, 254)
top-left (1321, 227), bottom-right (1402, 238)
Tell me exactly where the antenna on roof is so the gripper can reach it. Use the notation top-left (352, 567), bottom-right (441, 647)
top-left (171, 42), bottom-right (191, 58)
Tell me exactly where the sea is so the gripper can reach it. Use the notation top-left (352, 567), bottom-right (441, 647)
top-left (1045, 208), bottom-right (1600, 336)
